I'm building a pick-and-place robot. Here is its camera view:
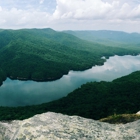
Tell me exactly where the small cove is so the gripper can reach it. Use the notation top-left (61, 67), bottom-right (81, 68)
top-left (0, 55), bottom-right (140, 107)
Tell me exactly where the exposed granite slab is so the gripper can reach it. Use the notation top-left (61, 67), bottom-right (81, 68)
top-left (0, 112), bottom-right (140, 140)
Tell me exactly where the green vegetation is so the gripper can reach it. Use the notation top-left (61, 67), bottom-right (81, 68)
top-left (64, 30), bottom-right (140, 47)
top-left (0, 28), bottom-right (140, 121)
top-left (100, 114), bottom-right (140, 124)
top-left (0, 28), bottom-right (140, 85)
top-left (0, 69), bottom-right (6, 85)
top-left (0, 71), bottom-right (140, 121)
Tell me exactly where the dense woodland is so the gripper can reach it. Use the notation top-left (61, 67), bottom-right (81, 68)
top-left (0, 71), bottom-right (140, 121)
top-left (0, 28), bottom-right (140, 121)
top-left (0, 28), bottom-right (140, 85)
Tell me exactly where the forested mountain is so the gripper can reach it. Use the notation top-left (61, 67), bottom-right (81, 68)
top-left (0, 28), bottom-right (140, 121)
top-left (64, 30), bottom-right (140, 47)
top-left (0, 28), bottom-right (140, 85)
top-left (0, 71), bottom-right (140, 121)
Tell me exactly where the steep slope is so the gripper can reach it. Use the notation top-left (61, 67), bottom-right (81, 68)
top-left (0, 112), bottom-right (140, 140)
top-left (0, 29), bottom-right (104, 83)
top-left (0, 28), bottom-right (139, 84)
top-left (42, 71), bottom-right (140, 120)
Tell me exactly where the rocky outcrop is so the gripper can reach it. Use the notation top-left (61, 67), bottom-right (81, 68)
top-left (136, 111), bottom-right (140, 115)
top-left (0, 112), bottom-right (140, 140)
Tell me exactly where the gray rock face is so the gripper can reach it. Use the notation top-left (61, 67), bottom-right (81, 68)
top-left (136, 111), bottom-right (140, 115)
top-left (0, 112), bottom-right (140, 140)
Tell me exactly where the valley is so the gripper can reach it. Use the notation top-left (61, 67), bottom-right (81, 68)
top-left (0, 28), bottom-right (140, 121)
top-left (0, 54), bottom-right (140, 107)
top-left (0, 28), bottom-right (140, 85)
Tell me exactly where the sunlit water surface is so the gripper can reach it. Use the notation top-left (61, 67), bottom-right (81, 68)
top-left (0, 55), bottom-right (140, 106)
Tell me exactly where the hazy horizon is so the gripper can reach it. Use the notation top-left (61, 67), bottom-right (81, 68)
top-left (0, 28), bottom-right (140, 34)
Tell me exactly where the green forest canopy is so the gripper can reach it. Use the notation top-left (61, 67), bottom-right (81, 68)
top-left (0, 70), bottom-right (140, 121)
top-left (0, 28), bottom-right (140, 121)
top-left (0, 28), bottom-right (140, 85)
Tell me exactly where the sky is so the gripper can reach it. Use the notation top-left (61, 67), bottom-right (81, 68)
top-left (0, 0), bottom-right (140, 32)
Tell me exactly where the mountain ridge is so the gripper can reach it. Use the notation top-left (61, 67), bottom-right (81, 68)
top-left (1, 28), bottom-right (139, 85)
top-left (63, 30), bottom-right (140, 47)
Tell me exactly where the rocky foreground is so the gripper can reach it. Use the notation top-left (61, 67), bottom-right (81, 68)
top-left (0, 112), bottom-right (140, 140)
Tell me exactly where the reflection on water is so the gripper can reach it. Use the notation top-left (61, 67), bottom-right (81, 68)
top-left (0, 55), bottom-right (140, 107)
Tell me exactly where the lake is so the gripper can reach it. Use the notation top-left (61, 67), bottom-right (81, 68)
top-left (0, 55), bottom-right (140, 107)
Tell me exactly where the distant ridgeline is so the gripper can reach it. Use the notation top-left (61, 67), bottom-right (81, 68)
top-left (64, 30), bottom-right (140, 47)
top-left (0, 28), bottom-right (140, 85)
top-left (0, 71), bottom-right (140, 121)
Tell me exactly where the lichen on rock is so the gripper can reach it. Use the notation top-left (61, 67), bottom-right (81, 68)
top-left (0, 112), bottom-right (140, 140)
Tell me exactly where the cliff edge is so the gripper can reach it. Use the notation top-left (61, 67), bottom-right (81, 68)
top-left (0, 112), bottom-right (140, 140)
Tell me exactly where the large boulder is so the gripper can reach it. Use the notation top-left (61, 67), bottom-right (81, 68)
top-left (136, 111), bottom-right (140, 115)
top-left (0, 112), bottom-right (140, 140)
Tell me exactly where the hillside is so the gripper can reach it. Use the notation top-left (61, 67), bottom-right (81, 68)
top-left (0, 28), bottom-right (140, 85)
top-left (0, 71), bottom-right (140, 121)
top-left (64, 30), bottom-right (140, 47)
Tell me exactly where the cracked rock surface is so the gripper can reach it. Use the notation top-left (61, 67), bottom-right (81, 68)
top-left (0, 112), bottom-right (140, 140)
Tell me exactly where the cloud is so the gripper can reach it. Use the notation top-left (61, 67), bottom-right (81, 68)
top-left (53, 0), bottom-right (140, 21)
top-left (40, 0), bottom-right (44, 4)
top-left (130, 5), bottom-right (140, 19)
top-left (53, 0), bottom-right (112, 19)
top-left (0, 0), bottom-right (140, 32)
top-left (0, 7), bottom-right (51, 28)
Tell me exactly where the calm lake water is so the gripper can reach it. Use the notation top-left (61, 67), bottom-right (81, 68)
top-left (0, 55), bottom-right (140, 107)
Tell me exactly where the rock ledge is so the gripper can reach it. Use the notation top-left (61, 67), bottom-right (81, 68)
top-left (0, 112), bottom-right (140, 140)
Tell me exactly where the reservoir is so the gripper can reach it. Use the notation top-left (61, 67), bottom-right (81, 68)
top-left (0, 55), bottom-right (140, 107)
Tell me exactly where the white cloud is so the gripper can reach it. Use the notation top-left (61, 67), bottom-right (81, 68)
top-left (0, 7), bottom-right (51, 28)
top-left (53, 0), bottom-right (140, 21)
top-left (0, 6), bottom-right (2, 11)
top-left (39, 0), bottom-right (44, 4)
top-left (129, 5), bottom-right (140, 19)
top-left (53, 0), bottom-right (113, 19)
top-left (0, 0), bottom-right (140, 32)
